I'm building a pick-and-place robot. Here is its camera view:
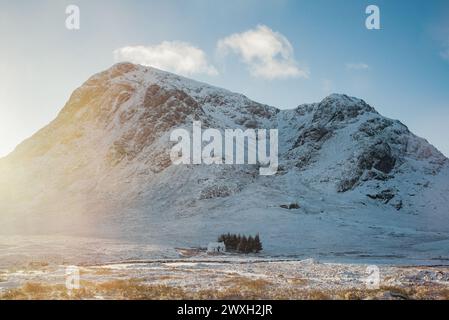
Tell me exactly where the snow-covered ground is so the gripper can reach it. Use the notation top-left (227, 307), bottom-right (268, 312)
top-left (1, 254), bottom-right (449, 299)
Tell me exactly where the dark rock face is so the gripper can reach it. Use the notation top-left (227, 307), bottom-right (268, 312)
top-left (246, 104), bottom-right (278, 119)
top-left (200, 185), bottom-right (233, 200)
top-left (361, 170), bottom-right (392, 182)
top-left (367, 189), bottom-right (396, 204)
top-left (290, 126), bottom-right (333, 170)
top-left (107, 84), bottom-right (204, 166)
top-left (293, 127), bottom-right (331, 149)
top-left (357, 118), bottom-right (394, 137)
top-left (337, 177), bottom-right (361, 193)
top-left (280, 203), bottom-right (300, 210)
top-left (312, 94), bottom-right (376, 125)
top-left (358, 142), bottom-right (396, 174)
top-left (295, 153), bottom-right (313, 170)
top-left (338, 143), bottom-right (397, 192)
top-left (394, 200), bottom-right (403, 211)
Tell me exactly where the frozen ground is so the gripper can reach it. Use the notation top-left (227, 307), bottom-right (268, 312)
top-left (1, 191), bottom-right (449, 271)
top-left (0, 231), bottom-right (448, 299)
top-left (1, 255), bottom-right (449, 300)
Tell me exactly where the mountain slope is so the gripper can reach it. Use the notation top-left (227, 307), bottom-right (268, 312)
top-left (1, 63), bottom-right (448, 263)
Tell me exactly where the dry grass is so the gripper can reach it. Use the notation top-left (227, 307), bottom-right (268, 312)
top-left (221, 276), bottom-right (272, 290)
top-left (0, 277), bottom-right (275, 300)
top-left (155, 275), bottom-right (177, 281)
top-left (27, 261), bottom-right (49, 269)
top-left (94, 280), bottom-right (187, 299)
top-left (1, 283), bottom-right (71, 300)
top-left (286, 277), bottom-right (308, 286)
top-left (90, 268), bottom-right (114, 276)
top-left (1, 277), bottom-right (449, 300)
top-left (0, 280), bottom-right (187, 300)
top-left (3, 261), bottom-right (52, 274)
top-left (335, 285), bottom-right (449, 300)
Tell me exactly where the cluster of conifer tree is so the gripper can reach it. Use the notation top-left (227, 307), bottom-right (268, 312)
top-left (218, 233), bottom-right (263, 253)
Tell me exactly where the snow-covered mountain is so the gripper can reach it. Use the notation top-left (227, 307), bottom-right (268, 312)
top-left (1, 63), bottom-right (448, 263)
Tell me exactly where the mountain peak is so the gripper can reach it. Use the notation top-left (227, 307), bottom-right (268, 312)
top-left (1, 64), bottom-right (448, 242)
top-left (322, 93), bottom-right (364, 104)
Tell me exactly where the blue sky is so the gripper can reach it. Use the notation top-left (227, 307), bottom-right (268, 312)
top-left (0, 0), bottom-right (449, 156)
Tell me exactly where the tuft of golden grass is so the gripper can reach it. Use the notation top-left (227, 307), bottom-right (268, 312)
top-left (221, 276), bottom-right (272, 290)
top-left (27, 261), bottom-right (49, 269)
top-left (287, 277), bottom-right (308, 286)
top-left (1, 282), bottom-right (69, 300)
top-left (334, 285), bottom-right (449, 300)
top-left (94, 280), bottom-right (187, 299)
top-left (90, 268), bottom-right (114, 276)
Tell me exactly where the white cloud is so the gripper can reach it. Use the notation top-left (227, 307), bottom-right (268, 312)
top-left (217, 25), bottom-right (308, 80)
top-left (113, 41), bottom-right (218, 76)
top-left (346, 63), bottom-right (370, 70)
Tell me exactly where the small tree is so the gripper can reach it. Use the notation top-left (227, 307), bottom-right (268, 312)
top-left (237, 236), bottom-right (247, 253)
top-left (247, 235), bottom-right (254, 253)
top-left (254, 234), bottom-right (263, 253)
top-left (231, 234), bottom-right (239, 250)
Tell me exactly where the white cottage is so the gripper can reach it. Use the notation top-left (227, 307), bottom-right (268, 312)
top-left (207, 242), bottom-right (226, 254)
